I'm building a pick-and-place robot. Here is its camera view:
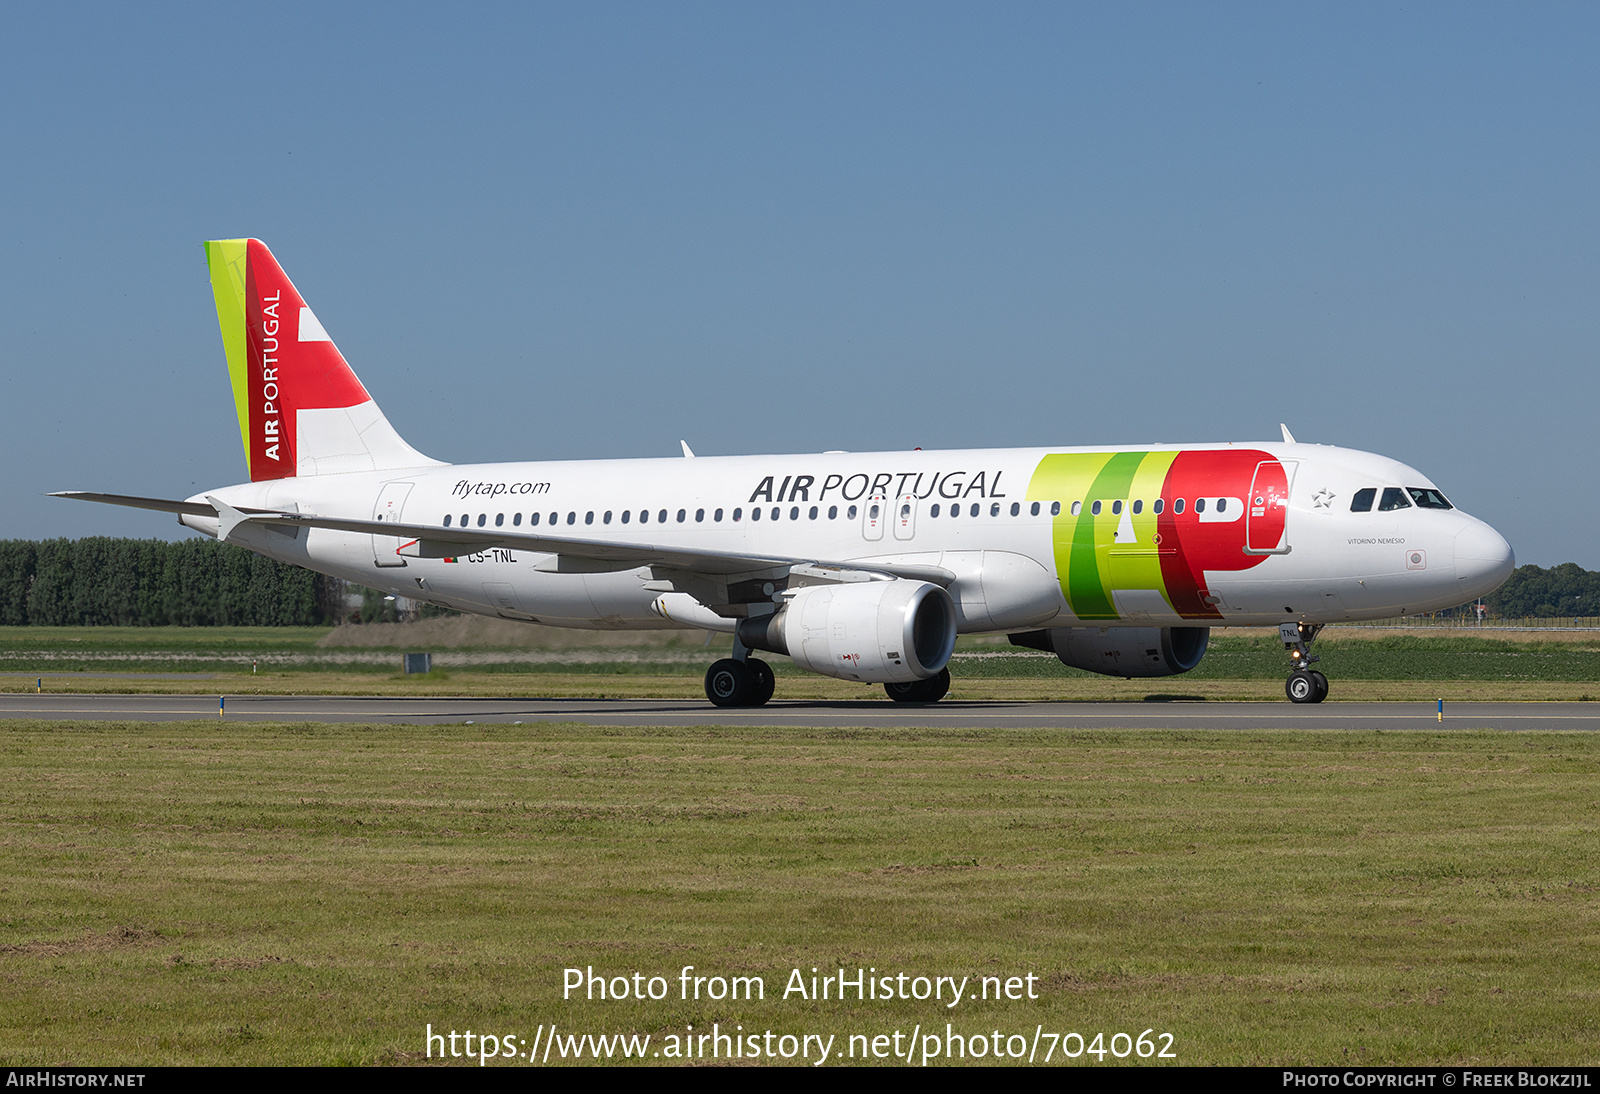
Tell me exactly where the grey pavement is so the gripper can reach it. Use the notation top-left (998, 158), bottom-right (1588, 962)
top-left (1, 693), bottom-right (1596, 730)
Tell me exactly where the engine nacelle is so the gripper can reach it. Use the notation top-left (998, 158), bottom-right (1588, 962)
top-left (1009, 626), bottom-right (1210, 678)
top-left (737, 579), bottom-right (957, 683)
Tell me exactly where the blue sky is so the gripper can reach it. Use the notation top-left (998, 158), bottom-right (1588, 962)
top-left (3, 3), bottom-right (1597, 566)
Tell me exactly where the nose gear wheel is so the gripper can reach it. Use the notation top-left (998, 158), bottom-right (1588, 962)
top-left (1286, 669), bottom-right (1328, 704)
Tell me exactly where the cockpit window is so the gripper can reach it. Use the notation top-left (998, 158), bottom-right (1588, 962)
top-left (1378, 487), bottom-right (1412, 511)
top-left (1351, 488), bottom-right (1375, 513)
top-left (1407, 487), bottom-right (1453, 510)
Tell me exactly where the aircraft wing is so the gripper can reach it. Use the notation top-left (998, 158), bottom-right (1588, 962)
top-left (50, 491), bottom-right (956, 584)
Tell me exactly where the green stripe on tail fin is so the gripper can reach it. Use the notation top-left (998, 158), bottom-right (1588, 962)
top-left (204, 239), bottom-right (253, 477)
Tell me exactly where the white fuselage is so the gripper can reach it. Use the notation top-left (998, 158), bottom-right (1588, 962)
top-left (180, 441), bottom-right (1515, 633)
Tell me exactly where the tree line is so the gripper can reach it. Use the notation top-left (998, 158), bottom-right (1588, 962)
top-left (0, 538), bottom-right (343, 626)
top-left (1485, 563), bottom-right (1600, 619)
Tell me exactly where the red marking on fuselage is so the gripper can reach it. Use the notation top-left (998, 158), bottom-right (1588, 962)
top-left (1157, 450), bottom-right (1279, 619)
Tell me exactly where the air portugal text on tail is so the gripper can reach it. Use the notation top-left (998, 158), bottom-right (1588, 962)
top-left (54, 239), bottom-right (1517, 708)
top-left (204, 239), bottom-right (436, 479)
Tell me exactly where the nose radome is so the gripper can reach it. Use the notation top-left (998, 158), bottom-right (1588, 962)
top-left (1454, 522), bottom-right (1515, 598)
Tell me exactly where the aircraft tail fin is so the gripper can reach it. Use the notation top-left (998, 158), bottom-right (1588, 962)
top-left (203, 239), bottom-right (443, 480)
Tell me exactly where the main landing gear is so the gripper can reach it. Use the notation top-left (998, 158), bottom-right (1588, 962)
top-left (884, 669), bottom-right (951, 704)
top-left (1281, 622), bottom-right (1329, 704)
top-left (703, 643), bottom-right (956, 707)
top-left (704, 636), bottom-right (776, 708)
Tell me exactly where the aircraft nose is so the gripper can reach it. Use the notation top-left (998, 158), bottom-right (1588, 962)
top-left (1454, 521), bottom-right (1515, 598)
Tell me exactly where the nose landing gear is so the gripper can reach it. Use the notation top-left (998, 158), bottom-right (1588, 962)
top-left (1281, 622), bottom-right (1329, 703)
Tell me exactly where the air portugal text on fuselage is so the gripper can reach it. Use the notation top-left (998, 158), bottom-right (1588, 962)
top-left (1026, 448), bottom-right (1290, 622)
top-left (746, 468), bottom-right (1009, 505)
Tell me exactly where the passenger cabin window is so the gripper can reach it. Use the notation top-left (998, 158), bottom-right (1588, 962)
top-left (662, 510), bottom-right (670, 524)
top-left (1091, 500), bottom-right (1102, 516)
top-left (1010, 502), bottom-right (1020, 516)
top-left (640, 510), bottom-right (649, 523)
top-left (1131, 500), bottom-right (1142, 515)
top-left (678, 509), bottom-right (687, 522)
top-left (443, 515), bottom-right (452, 527)
top-left (621, 510), bottom-right (631, 523)
top-left (752, 507), bottom-right (761, 521)
top-left (828, 505), bottom-right (838, 519)
top-left (969, 503), bottom-right (979, 517)
top-left (733, 508), bottom-right (742, 521)
top-left (585, 511), bottom-right (594, 525)
top-left (714, 508), bottom-right (724, 521)
top-left (1407, 487), bottom-right (1453, 510)
top-left (1378, 487), bottom-right (1412, 511)
top-left (531, 512), bottom-right (541, 526)
top-left (477, 514), bottom-right (487, 527)
top-left (1174, 499), bottom-right (1185, 514)
top-left (513, 513), bottom-right (522, 526)
top-left (810, 506), bottom-right (819, 520)
top-left (603, 511), bottom-right (612, 524)
top-left (1153, 499), bottom-right (1164, 515)
top-left (990, 503), bottom-right (1000, 516)
top-left (1050, 502), bottom-right (1061, 516)
top-left (1195, 498), bottom-right (1206, 514)
top-left (696, 509), bottom-right (705, 522)
top-left (931, 504), bottom-right (941, 517)
top-left (847, 505), bottom-right (857, 519)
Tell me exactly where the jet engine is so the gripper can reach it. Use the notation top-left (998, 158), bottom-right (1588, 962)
top-left (736, 579), bottom-right (957, 684)
top-left (1009, 626), bottom-right (1210, 678)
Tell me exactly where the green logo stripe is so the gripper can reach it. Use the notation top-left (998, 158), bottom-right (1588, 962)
top-left (1067, 451), bottom-right (1146, 618)
top-left (1027, 450), bottom-right (1182, 621)
top-left (1027, 452), bottom-right (1120, 618)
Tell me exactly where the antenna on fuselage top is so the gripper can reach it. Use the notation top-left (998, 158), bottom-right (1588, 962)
top-left (1280, 424), bottom-right (1297, 444)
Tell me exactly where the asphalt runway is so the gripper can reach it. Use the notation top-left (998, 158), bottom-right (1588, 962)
top-left (1, 693), bottom-right (1597, 730)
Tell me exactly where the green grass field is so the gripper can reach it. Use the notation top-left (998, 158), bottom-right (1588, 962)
top-left (2, 720), bottom-right (1596, 1066)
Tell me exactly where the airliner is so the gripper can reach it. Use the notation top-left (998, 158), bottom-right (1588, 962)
top-left (57, 239), bottom-right (1516, 705)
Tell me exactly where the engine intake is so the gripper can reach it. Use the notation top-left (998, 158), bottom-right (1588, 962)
top-left (737, 579), bottom-right (957, 683)
top-left (1009, 626), bottom-right (1210, 678)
